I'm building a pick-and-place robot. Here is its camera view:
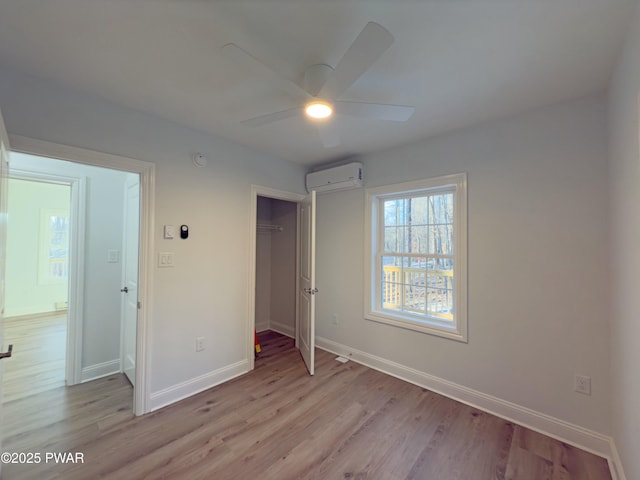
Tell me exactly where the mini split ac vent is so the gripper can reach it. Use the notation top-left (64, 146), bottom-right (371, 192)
top-left (305, 162), bottom-right (363, 194)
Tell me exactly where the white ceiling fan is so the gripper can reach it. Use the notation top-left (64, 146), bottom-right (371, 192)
top-left (221, 22), bottom-right (415, 148)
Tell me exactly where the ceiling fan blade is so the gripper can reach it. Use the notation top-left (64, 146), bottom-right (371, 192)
top-left (316, 122), bottom-right (342, 148)
top-left (221, 43), bottom-right (311, 101)
top-left (318, 22), bottom-right (394, 100)
top-left (241, 107), bottom-right (302, 127)
top-left (335, 101), bottom-right (415, 122)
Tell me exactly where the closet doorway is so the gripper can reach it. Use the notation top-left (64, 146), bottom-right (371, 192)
top-left (249, 186), bottom-right (306, 371)
top-left (255, 196), bottom-right (297, 335)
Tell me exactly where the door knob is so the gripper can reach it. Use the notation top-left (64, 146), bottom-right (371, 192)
top-left (120, 287), bottom-right (129, 293)
top-left (0, 344), bottom-right (13, 360)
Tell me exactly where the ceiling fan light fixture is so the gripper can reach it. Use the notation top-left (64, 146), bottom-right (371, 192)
top-left (305, 100), bottom-right (333, 119)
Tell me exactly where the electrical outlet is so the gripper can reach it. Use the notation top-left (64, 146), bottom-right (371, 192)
top-left (196, 337), bottom-right (205, 352)
top-left (332, 314), bottom-right (339, 325)
top-left (574, 374), bottom-right (591, 395)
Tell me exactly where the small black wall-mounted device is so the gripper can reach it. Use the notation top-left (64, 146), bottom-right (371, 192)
top-left (180, 225), bottom-right (189, 239)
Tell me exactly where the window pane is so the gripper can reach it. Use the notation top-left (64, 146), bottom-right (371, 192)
top-left (429, 193), bottom-right (454, 225)
top-left (384, 226), bottom-right (409, 253)
top-left (409, 225), bottom-right (428, 253)
top-left (398, 198), bottom-right (409, 225)
top-left (428, 224), bottom-right (452, 255)
top-left (384, 226), bottom-right (415, 253)
top-left (427, 288), bottom-right (453, 319)
top-left (383, 199), bottom-right (396, 226)
top-left (384, 198), bottom-right (408, 227)
top-left (400, 226), bottom-right (410, 253)
top-left (432, 257), bottom-right (454, 271)
top-left (382, 253), bottom-right (455, 319)
top-left (404, 286), bottom-right (425, 313)
top-left (381, 256), bottom-right (402, 309)
top-left (410, 196), bottom-right (428, 224)
top-left (49, 215), bottom-right (70, 279)
top-left (427, 268), bottom-right (453, 288)
top-left (384, 226), bottom-right (400, 252)
top-left (384, 194), bottom-right (455, 255)
top-left (443, 224), bottom-right (454, 255)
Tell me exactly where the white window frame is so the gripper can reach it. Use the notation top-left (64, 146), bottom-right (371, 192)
top-left (364, 172), bottom-right (468, 342)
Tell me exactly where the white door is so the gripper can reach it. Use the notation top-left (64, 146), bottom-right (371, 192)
top-left (298, 191), bottom-right (316, 375)
top-left (121, 177), bottom-right (139, 387)
top-left (0, 109), bottom-right (11, 476)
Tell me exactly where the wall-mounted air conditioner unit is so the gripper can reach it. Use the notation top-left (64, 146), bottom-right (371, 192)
top-left (305, 162), bottom-right (363, 194)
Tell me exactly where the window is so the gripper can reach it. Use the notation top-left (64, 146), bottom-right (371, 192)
top-left (364, 173), bottom-right (467, 342)
top-left (38, 209), bottom-right (70, 285)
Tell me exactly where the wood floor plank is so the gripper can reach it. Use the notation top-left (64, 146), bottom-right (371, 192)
top-left (2, 313), bottom-right (66, 403)
top-left (2, 330), bottom-right (612, 480)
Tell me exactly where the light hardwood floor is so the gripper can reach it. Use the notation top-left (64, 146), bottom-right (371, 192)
top-left (3, 331), bottom-right (612, 480)
top-left (2, 313), bottom-right (67, 403)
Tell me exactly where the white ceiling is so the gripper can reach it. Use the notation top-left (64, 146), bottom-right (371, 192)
top-left (0, 0), bottom-right (634, 166)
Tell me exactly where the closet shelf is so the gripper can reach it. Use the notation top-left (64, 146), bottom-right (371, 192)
top-left (257, 223), bottom-right (283, 232)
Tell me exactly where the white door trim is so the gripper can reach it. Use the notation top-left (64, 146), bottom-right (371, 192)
top-left (8, 169), bottom-right (86, 385)
top-left (8, 134), bottom-right (155, 415)
top-left (248, 185), bottom-right (305, 371)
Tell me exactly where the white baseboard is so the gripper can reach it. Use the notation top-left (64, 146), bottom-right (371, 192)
top-left (269, 320), bottom-right (294, 338)
top-left (608, 440), bottom-right (627, 480)
top-left (149, 360), bottom-right (249, 412)
top-left (5, 305), bottom-right (58, 318)
top-left (123, 353), bottom-right (135, 371)
top-left (255, 321), bottom-right (269, 333)
top-left (316, 336), bottom-right (616, 465)
top-left (80, 359), bottom-right (121, 383)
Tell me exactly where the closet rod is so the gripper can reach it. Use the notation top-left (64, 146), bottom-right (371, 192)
top-left (257, 223), bottom-right (283, 232)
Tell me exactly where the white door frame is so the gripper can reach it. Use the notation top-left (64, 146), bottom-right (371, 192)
top-left (8, 169), bottom-right (86, 386)
top-left (8, 135), bottom-right (155, 416)
top-left (248, 185), bottom-right (305, 371)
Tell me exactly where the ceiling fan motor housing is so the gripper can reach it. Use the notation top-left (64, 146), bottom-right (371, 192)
top-left (304, 64), bottom-right (335, 98)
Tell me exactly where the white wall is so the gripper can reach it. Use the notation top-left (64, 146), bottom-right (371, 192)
top-left (270, 199), bottom-right (296, 336)
top-left (0, 66), bottom-right (306, 407)
top-left (316, 95), bottom-right (611, 435)
top-left (6, 178), bottom-right (70, 317)
top-left (607, 1), bottom-right (640, 477)
top-left (9, 153), bottom-right (133, 378)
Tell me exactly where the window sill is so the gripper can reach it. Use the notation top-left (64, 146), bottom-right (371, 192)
top-left (364, 310), bottom-right (468, 343)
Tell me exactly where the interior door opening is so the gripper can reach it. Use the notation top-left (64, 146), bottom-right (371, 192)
top-left (4, 177), bottom-right (71, 402)
top-left (254, 195), bottom-right (298, 354)
top-left (250, 186), bottom-right (316, 375)
top-left (2, 151), bottom-right (140, 413)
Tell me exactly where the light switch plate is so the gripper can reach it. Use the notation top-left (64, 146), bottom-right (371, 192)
top-left (164, 225), bottom-right (176, 239)
top-left (158, 252), bottom-right (174, 267)
top-left (107, 250), bottom-right (120, 263)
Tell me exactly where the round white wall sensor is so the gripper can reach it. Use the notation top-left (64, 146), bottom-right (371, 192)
top-left (192, 153), bottom-right (207, 167)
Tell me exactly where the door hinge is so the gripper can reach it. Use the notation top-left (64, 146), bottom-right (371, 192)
top-left (137, 301), bottom-right (142, 309)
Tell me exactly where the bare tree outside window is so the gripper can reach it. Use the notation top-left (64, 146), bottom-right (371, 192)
top-left (381, 192), bottom-right (454, 320)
